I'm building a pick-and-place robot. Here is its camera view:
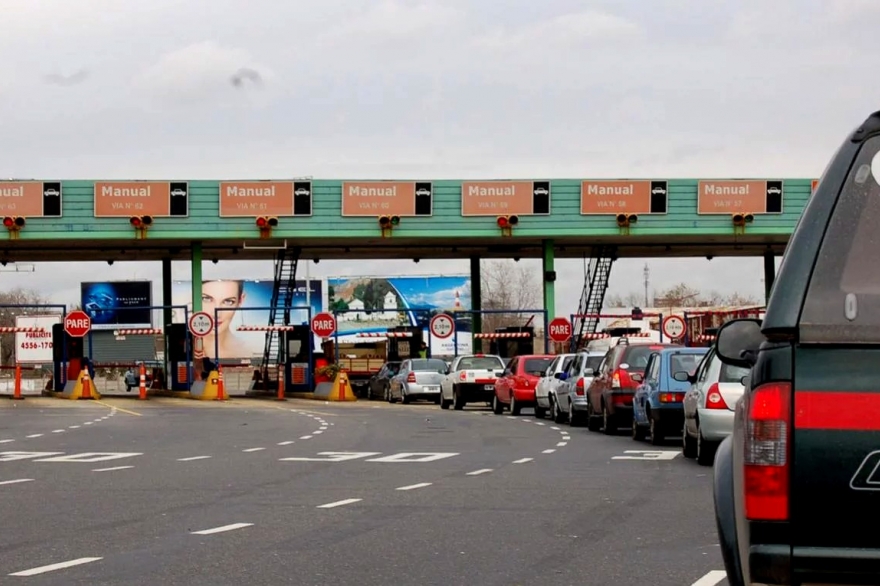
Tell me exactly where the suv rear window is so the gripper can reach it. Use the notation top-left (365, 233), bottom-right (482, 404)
top-left (801, 135), bottom-right (880, 343)
top-left (622, 345), bottom-right (659, 371)
top-left (457, 356), bottom-right (503, 370)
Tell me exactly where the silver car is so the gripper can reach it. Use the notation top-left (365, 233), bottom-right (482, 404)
top-left (679, 348), bottom-right (749, 465)
top-left (534, 353), bottom-right (576, 418)
top-left (554, 351), bottom-right (605, 424)
top-left (388, 358), bottom-right (448, 404)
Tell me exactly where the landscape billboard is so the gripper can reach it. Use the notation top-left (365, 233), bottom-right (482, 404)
top-left (170, 279), bottom-right (324, 360)
top-left (327, 275), bottom-right (473, 354)
top-left (80, 281), bottom-right (153, 330)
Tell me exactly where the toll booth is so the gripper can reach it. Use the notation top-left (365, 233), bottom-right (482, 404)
top-left (488, 326), bottom-right (535, 359)
top-left (281, 325), bottom-right (313, 393)
top-left (387, 325), bottom-right (423, 360)
top-left (166, 323), bottom-right (191, 391)
top-left (52, 323), bottom-right (84, 392)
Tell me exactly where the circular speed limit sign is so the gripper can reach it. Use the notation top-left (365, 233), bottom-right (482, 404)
top-left (189, 311), bottom-right (215, 337)
top-left (661, 315), bottom-right (686, 340)
top-left (430, 313), bottom-right (455, 339)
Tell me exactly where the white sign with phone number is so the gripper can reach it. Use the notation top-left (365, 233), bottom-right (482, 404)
top-left (14, 315), bottom-right (60, 363)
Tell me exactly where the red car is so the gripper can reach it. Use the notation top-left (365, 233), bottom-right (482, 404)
top-left (492, 354), bottom-right (555, 415)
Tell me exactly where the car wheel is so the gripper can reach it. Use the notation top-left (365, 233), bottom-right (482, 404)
top-left (697, 431), bottom-right (717, 466)
top-left (632, 415), bottom-right (647, 441)
top-left (586, 397), bottom-right (601, 431)
top-left (682, 424), bottom-right (697, 458)
top-left (510, 395), bottom-right (521, 416)
top-left (440, 392), bottom-right (451, 409)
top-left (453, 387), bottom-right (466, 410)
top-left (649, 417), bottom-right (664, 446)
top-left (492, 395), bottom-right (504, 415)
top-left (534, 401), bottom-right (547, 419)
top-left (568, 400), bottom-right (582, 427)
top-left (401, 389), bottom-right (411, 404)
top-left (602, 402), bottom-right (615, 435)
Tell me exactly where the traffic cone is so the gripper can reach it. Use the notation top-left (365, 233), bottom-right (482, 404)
top-left (215, 364), bottom-right (226, 401)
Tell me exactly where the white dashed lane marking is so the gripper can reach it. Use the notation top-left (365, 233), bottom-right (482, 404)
top-left (396, 482), bottom-right (432, 491)
top-left (92, 466), bottom-right (133, 472)
top-left (25, 434), bottom-right (42, 438)
top-left (277, 441), bottom-right (294, 446)
top-left (557, 442), bottom-right (568, 447)
top-left (551, 426), bottom-right (560, 430)
top-left (542, 449), bottom-right (556, 454)
top-left (191, 523), bottom-right (254, 535)
top-left (177, 456), bottom-right (212, 462)
top-left (0, 478), bottom-right (34, 486)
top-left (317, 498), bottom-right (361, 509)
top-left (9, 557), bottom-right (103, 577)
top-left (689, 570), bottom-right (727, 586)
top-left (300, 435), bottom-right (313, 440)
top-left (52, 429), bottom-right (65, 434)
top-left (512, 458), bottom-right (533, 464)
top-left (0, 439), bottom-right (14, 444)
top-left (242, 448), bottom-right (265, 453)
top-left (466, 469), bottom-right (493, 476)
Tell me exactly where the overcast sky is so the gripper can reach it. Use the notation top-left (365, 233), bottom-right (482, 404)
top-left (1, 0), bottom-right (876, 312)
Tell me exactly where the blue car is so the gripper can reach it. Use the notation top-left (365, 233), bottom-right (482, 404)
top-left (631, 346), bottom-right (708, 445)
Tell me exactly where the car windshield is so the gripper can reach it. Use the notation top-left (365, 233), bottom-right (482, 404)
top-left (670, 354), bottom-right (702, 376)
top-left (410, 359), bottom-right (447, 372)
top-left (622, 346), bottom-right (658, 371)
top-left (801, 135), bottom-right (880, 343)
top-left (524, 358), bottom-right (553, 375)
top-left (720, 363), bottom-right (750, 384)
top-left (457, 356), bottom-right (503, 370)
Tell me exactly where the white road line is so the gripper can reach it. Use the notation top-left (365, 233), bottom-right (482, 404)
top-left (84, 422), bottom-right (93, 425)
top-left (92, 466), bottom-right (134, 472)
top-left (689, 570), bottom-right (728, 586)
top-left (561, 436), bottom-right (571, 441)
top-left (177, 456), bottom-right (212, 461)
top-left (26, 434), bottom-right (43, 438)
top-left (551, 426), bottom-right (560, 430)
top-left (242, 448), bottom-right (265, 452)
top-left (300, 435), bottom-right (313, 440)
top-left (52, 429), bottom-right (65, 433)
top-left (506, 416), bottom-right (516, 419)
top-left (0, 439), bottom-right (14, 443)
top-left (69, 425), bottom-right (80, 429)
top-left (466, 469), bottom-right (493, 476)
top-left (557, 442), bottom-right (568, 447)
top-left (9, 557), bottom-right (103, 577)
top-left (277, 441), bottom-right (295, 446)
top-left (512, 458), bottom-right (533, 464)
top-left (191, 523), bottom-right (254, 535)
top-left (542, 449), bottom-right (556, 454)
top-left (535, 422), bottom-right (545, 426)
top-left (396, 482), bottom-right (432, 491)
top-left (0, 479), bottom-right (34, 486)
top-left (317, 498), bottom-right (361, 509)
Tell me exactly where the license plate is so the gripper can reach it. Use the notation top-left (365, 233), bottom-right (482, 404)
top-left (484, 385), bottom-right (495, 390)
top-left (424, 386), bottom-right (438, 392)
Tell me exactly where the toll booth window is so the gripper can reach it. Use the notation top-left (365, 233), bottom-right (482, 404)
top-left (410, 359), bottom-right (448, 373)
top-left (801, 135), bottom-right (880, 343)
top-left (670, 354), bottom-right (702, 377)
top-left (523, 358), bottom-right (553, 376)
top-left (457, 356), bottom-right (504, 370)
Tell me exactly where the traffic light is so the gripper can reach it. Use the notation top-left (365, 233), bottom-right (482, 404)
top-left (496, 215), bottom-right (518, 236)
top-left (256, 216), bottom-right (278, 238)
top-left (3, 216), bottom-right (25, 239)
top-left (378, 215), bottom-right (400, 237)
top-left (129, 215), bottom-right (153, 238)
top-left (631, 306), bottom-right (644, 320)
top-left (616, 213), bottom-right (638, 228)
top-left (731, 213), bottom-right (754, 227)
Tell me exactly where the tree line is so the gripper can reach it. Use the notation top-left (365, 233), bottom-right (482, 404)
top-left (605, 282), bottom-right (761, 309)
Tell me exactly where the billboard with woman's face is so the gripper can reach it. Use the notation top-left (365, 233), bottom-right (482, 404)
top-left (170, 279), bottom-right (323, 360)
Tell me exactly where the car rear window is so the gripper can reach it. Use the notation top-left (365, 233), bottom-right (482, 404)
top-left (586, 355), bottom-right (604, 371)
top-left (560, 355), bottom-right (575, 372)
top-left (410, 359), bottom-right (447, 372)
top-left (457, 356), bottom-right (503, 370)
top-left (622, 345), bottom-right (657, 371)
top-left (719, 363), bottom-right (750, 384)
top-left (670, 354), bottom-right (702, 376)
top-left (524, 358), bottom-right (553, 375)
top-left (801, 135), bottom-right (880, 343)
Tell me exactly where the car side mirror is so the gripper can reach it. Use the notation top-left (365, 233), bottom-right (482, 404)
top-left (672, 371), bottom-right (690, 382)
top-left (716, 318), bottom-right (765, 368)
top-left (630, 373), bottom-right (643, 383)
top-left (495, 370), bottom-right (504, 377)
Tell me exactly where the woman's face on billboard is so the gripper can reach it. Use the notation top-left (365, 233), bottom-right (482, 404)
top-left (201, 281), bottom-right (244, 334)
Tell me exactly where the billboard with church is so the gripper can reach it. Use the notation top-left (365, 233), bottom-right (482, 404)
top-left (326, 275), bottom-right (473, 354)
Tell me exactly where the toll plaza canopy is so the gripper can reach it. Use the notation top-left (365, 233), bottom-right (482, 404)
top-left (0, 177), bottom-right (818, 263)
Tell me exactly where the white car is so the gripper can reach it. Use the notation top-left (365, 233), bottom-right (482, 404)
top-left (534, 353), bottom-right (576, 418)
top-left (439, 354), bottom-right (505, 410)
top-left (553, 350), bottom-right (605, 424)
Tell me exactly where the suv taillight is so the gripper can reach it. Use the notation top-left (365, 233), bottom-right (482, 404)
top-left (744, 382), bottom-right (791, 521)
top-left (575, 377), bottom-right (585, 396)
top-left (611, 369), bottom-right (632, 389)
top-left (407, 372), bottom-right (416, 383)
top-left (459, 371), bottom-right (467, 381)
top-left (705, 383), bottom-right (729, 410)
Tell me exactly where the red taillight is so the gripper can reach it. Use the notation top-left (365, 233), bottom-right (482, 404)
top-left (659, 392), bottom-right (684, 403)
top-left (705, 383), bottom-right (729, 410)
top-left (459, 371), bottom-right (466, 381)
top-left (407, 372), bottom-right (416, 383)
top-left (612, 369), bottom-right (633, 389)
top-left (744, 382), bottom-right (791, 521)
top-left (575, 378), bottom-right (584, 396)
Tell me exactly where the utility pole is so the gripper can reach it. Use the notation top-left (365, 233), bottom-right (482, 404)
top-left (643, 263), bottom-right (650, 307)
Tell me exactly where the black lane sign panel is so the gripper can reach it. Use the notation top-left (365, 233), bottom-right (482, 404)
top-left (294, 181), bottom-right (313, 216)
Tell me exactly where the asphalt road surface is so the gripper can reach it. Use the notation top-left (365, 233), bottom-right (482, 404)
top-left (0, 396), bottom-right (728, 586)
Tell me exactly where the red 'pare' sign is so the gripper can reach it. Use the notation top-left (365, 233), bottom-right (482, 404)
top-left (64, 310), bottom-right (91, 337)
top-left (311, 312), bottom-right (337, 338)
top-left (548, 317), bottom-right (572, 342)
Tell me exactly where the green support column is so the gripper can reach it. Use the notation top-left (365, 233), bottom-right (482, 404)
top-left (191, 242), bottom-right (203, 312)
top-left (542, 239), bottom-right (556, 321)
top-left (470, 257), bottom-right (482, 353)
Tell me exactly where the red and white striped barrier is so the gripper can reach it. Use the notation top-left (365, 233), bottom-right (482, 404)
top-left (356, 332), bottom-right (412, 338)
top-left (475, 332), bottom-right (531, 339)
top-left (0, 327), bottom-right (47, 333)
top-left (622, 332), bottom-right (651, 338)
top-left (695, 334), bottom-right (716, 342)
top-left (581, 333), bottom-right (610, 340)
top-left (114, 329), bottom-right (163, 335)
top-left (237, 325), bottom-right (297, 332)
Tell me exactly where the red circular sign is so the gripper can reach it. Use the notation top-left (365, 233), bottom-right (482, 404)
top-left (64, 310), bottom-right (92, 337)
top-left (548, 317), bottom-right (572, 343)
top-left (661, 315), bottom-right (687, 340)
top-left (311, 312), bottom-right (337, 338)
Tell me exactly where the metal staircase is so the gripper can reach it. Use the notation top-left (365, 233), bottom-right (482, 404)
top-left (571, 246), bottom-right (616, 351)
top-left (261, 247), bottom-right (301, 377)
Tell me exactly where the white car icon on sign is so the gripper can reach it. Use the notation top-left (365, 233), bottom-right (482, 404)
top-left (533, 187), bottom-right (549, 196)
top-left (170, 189), bottom-right (186, 197)
top-left (415, 188), bottom-right (431, 197)
top-left (652, 187), bottom-right (666, 195)
top-left (43, 188), bottom-right (60, 197)
top-left (767, 187), bottom-right (782, 195)
top-left (295, 188), bottom-right (311, 196)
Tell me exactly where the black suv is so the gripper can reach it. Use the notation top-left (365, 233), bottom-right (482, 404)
top-left (713, 110), bottom-right (880, 585)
